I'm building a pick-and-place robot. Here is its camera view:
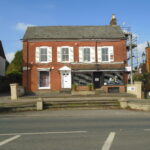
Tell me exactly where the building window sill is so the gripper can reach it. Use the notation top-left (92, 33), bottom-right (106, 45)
top-left (38, 87), bottom-right (51, 89)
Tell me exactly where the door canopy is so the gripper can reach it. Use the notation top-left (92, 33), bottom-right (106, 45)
top-left (59, 66), bottom-right (71, 71)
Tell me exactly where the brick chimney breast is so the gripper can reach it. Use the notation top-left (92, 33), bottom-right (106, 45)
top-left (110, 14), bottom-right (117, 25)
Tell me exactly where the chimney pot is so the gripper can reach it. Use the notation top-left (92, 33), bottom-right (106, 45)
top-left (110, 14), bottom-right (117, 25)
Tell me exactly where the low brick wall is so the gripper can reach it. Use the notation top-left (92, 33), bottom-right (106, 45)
top-left (101, 85), bottom-right (126, 93)
top-left (76, 86), bottom-right (90, 91)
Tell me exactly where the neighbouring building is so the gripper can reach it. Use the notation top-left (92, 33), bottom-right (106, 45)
top-left (22, 15), bottom-right (128, 94)
top-left (146, 45), bottom-right (150, 73)
top-left (0, 41), bottom-right (6, 76)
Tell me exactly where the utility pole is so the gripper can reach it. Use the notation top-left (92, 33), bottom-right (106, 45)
top-left (129, 33), bottom-right (133, 84)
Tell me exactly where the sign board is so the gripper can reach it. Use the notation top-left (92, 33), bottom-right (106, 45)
top-left (127, 86), bottom-right (135, 91)
top-left (125, 66), bottom-right (131, 72)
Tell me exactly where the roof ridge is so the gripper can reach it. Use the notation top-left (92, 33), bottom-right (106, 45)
top-left (23, 25), bottom-right (125, 40)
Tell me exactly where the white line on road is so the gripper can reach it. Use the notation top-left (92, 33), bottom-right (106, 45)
top-left (0, 135), bottom-right (21, 146)
top-left (101, 132), bottom-right (116, 150)
top-left (144, 129), bottom-right (150, 131)
top-left (0, 130), bottom-right (87, 136)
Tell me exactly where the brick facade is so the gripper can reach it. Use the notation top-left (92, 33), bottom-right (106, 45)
top-left (23, 40), bottom-right (127, 92)
top-left (146, 47), bottom-right (150, 73)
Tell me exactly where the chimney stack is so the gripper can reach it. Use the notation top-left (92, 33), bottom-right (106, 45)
top-left (146, 42), bottom-right (150, 72)
top-left (110, 14), bottom-right (117, 25)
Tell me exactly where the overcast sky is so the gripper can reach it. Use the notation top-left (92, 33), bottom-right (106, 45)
top-left (0, 0), bottom-right (149, 62)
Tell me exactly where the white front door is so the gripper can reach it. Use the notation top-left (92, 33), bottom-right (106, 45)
top-left (61, 71), bottom-right (71, 88)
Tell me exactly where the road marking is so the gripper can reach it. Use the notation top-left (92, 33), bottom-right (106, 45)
top-left (101, 132), bottom-right (116, 150)
top-left (0, 130), bottom-right (87, 136)
top-left (0, 135), bottom-right (21, 146)
top-left (144, 129), bottom-right (150, 131)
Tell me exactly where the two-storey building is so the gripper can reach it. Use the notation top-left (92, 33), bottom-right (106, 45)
top-left (22, 16), bottom-right (128, 93)
top-left (0, 41), bottom-right (6, 76)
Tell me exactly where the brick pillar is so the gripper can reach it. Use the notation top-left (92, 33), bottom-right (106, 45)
top-left (146, 47), bottom-right (150, 72)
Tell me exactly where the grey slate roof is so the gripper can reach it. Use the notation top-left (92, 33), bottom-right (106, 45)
top-left (23, 25), bottom-right (125, 40)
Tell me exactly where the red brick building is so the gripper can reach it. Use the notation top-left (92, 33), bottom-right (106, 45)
top-left (146, 46), bottom-right (150, 73)
top-left (22, 16), bottom-right (128, 93)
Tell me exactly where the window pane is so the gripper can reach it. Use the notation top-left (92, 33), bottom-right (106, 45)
top-left (103, 72), bottom-right (124, 85)
top-left (62, 48), bottom-right (69, 61)
top-left (72, 73), bottom-right (92, 85)
top-left (40, 48), bottom-right (47, 54)
top-left (83, 48), bottom-right (90, 61)
top-left (40, 48), bottom-right (47, 62)
top-left (39, 71), bottom-right (49, 87)
top-left (102, 48), bottom-right (108, 61)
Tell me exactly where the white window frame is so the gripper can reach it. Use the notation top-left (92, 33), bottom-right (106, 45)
top-left (98, 46), bottom-right (114, 63)
top-left (61, 47), bottom-right (69, 62)
top-left (39, 46), bottom-right (48, 63)
top-left (38, 68), bottom-right (50, 89)
top-left (61, 46), bottom-right (70, 63)
top-left (83, 47), bottom-right (91, 62)
top-left (101, 47), bottom-right (109, 62)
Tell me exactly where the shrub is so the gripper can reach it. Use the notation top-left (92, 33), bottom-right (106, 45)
top-left (88, 84), bottom-right (93, 91)
top-left (0, 73), bottom-right (22, 93)
top-left (72, 84), bottom-right (78, 91)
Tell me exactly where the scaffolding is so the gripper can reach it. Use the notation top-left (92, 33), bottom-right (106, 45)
top-left (121, 26), bottom-right (138, 83)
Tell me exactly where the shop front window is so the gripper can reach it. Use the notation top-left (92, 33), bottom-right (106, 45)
top-left (103, 72), bottom-right (124, 85)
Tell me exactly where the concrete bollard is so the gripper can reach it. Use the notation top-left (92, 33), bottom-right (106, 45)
top-left (36, 98), bottom-right (43, 111)
top-left (119, 98), bottom-right (128, 109)
top-left (10, 83), bottom-right (18, 100)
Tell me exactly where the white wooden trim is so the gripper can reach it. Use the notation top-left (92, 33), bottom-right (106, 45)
top-left (38, 70), bottom-right (51, 89)
top-left (36, 46), bottom-right (52, 63)
top-left (57, 47), bottom-right (61, 62)
top-left (90, 47), bottom-right (95, 62)
top-left (79, 47), bottom-right (84, 62)
top-left (97, 46), bottom-right (114, 63)
top-left (35, 47), bottom-right (40, 63)
top-left (69, 47), bottom-right (74, 62)
top-left (47, 47), bottom-right (52, 62)
top-left (37, 68), bottom-right (51, 71)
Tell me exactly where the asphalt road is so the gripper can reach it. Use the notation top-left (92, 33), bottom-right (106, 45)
top-left (0, 109), bottom-right (150, 150)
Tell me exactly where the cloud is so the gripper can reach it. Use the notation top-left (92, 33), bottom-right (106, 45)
top-left (16, 23), bottom-right (35, 31)
top-left (137, 42), bottom-right (147, 54)
top-left (135, 42), bottom-right (148, 64)
top-left (6, 52), bottom-right (15, 63)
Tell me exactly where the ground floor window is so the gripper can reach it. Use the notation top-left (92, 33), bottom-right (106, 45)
top-left (39, 71), bottom-right (50, 89)
top-left (72, 72), bottom-right (124, 87)
top-left (72, 72), bottom-right (92, 85)
top-left (103, 72), bottom-right (124, 85)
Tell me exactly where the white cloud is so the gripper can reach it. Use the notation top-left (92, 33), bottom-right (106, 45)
top-left (135, 42), bottom-right (148, 64)
top-left (137, 42), bottom-right (147, 54)
top-left (15, 23), bottom-right (35, 31)
top-left (6, 52), bottom-right (15, 63)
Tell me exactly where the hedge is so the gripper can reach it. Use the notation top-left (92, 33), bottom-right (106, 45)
top-left (0, 73), bottom-right (22, 93)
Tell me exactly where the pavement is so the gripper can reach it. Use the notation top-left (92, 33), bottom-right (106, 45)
top-left (0, 109), bottom-right (150, 150)
top-left (1, 93), bottom-right (150, 112)
top-left (0, 92), bottom-right (140, 103)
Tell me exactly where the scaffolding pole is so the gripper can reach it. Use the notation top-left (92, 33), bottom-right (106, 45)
top-left (129, 33), bottom-right (133, 84)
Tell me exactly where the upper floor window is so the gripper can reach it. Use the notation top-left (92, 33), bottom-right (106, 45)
top-left (83, 48), bottom-right (90, 62)
top-left (97, 46), bottom-right (114, 63)
top-left (57, 46), bottom-right (74, 63)
top-left (101, 48), bottom-right (109, 62)
top-left (61, 48), bottom-right (69, 61)
top-left (40, 48), bottom-right (47, 62)
top-left (35, 46), bottom-right (52, 63)
top-left (79, 47), bottom-right (95, 63)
